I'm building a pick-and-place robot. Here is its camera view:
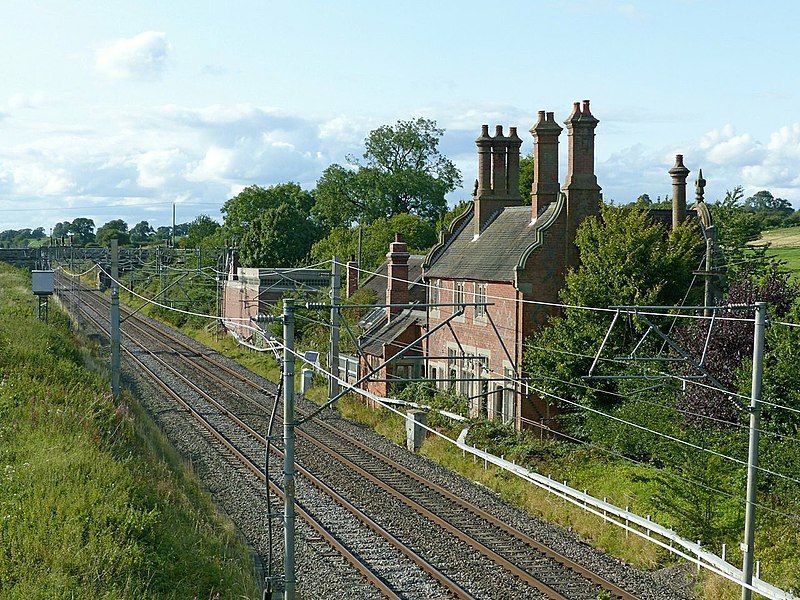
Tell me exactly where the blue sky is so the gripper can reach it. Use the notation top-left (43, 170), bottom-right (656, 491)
top-left (2, 0), bottom-right (799, 231)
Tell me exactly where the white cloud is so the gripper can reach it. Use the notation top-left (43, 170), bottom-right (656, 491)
top-left (5, 161), bottom-right (73, 196)
top-left (599, 122), bottom-right (800, 206)
top-left (95, 31), bottom-right (170, 80)
top-left (7, 92), bottom-right (46, 110)
top-left (5, 98), bottom-right (800, 231)
top-left (132, 148), bottom-right (186, 188)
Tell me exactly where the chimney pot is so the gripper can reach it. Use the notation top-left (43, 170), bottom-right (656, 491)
top-left (537, 110), bottom-right (546, 122)
top-left (395, 232), bottom-right (403, 242)
top-left (546, 111), bottom-right (555, 122)
top-left (582, 99), bottom-right (592, 115)
top-left (495, 125), bottom-right (504, 137)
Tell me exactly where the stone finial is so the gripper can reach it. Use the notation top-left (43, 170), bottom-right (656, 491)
top-left (695, 168), bottom-right (706, 204)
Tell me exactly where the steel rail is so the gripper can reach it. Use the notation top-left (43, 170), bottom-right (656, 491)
top-left (57, 277), bottom-right (473, 600)
top-left (112, 306), bottom-right (640, 600)
top-left (64, 276), bottom-right (641, 600)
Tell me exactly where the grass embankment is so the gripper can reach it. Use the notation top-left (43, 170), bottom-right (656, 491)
top-left (0, 264), bottom-right (258, 599)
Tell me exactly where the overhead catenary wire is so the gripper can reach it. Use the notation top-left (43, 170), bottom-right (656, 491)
top-left (351, 263), bottom-right (758, 323)
top-left (531, 373), bottom-right (800, 442)
top-left (528, 384), bottom-right (800, 485)
top-left (514, 414), bottom-right (800, 521)
top-left (95, 264), bottom-right (251, 321)
top-left (85, 258), bottom-right (800, 481)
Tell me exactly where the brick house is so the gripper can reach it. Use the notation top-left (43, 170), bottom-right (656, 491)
top-left (356, 235), bottom-right (426, 398)
top-left (422, 101), bottom-right (603, 430)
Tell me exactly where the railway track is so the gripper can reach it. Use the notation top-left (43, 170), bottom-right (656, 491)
top-left (56, 273), bottom-right (648, 600)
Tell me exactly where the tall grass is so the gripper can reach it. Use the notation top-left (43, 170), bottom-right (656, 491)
top-left (0, 264), bottom-right (258, 599)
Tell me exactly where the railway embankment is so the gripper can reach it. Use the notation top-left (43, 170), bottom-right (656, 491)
top-left (0, 264), bottom-right (258, 598)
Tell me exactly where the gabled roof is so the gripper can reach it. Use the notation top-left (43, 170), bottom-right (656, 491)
top-left (360, 308), bottom-right (425, 356)
top-left (424, 200), bottom-right (561, 282)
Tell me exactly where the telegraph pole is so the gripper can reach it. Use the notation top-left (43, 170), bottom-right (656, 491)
top-left (110, 239), bottom-right (121, 400)
top-left (741, 302), bottom-right (766, 600)
top-left (329, 256), bottom-right (341, 400)
top-left (282, 299), bottom-right (296, 600)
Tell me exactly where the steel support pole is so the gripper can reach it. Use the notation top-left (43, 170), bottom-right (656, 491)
top-left (329, 256), bottom-right (341, 400)
top-left (741, 302), bottom-right (766, 600)
top-left (282, 299), bottom-right (296, 600)
top-left (110, 239), bottom-right (120, 400)
top-left (704, 237), bottom-right (714, 318)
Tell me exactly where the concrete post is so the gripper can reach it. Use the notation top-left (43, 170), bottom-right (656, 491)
top-left (282, 299), bottom-right (296, 600)
top-left (741, 302), bottom-right (766, 600)
top-left (406, 410), bottom-right (427, 452)
top-left (300, 368), bottom-right (313, 394)
top-left (329, 257), bottom-right (341, 401)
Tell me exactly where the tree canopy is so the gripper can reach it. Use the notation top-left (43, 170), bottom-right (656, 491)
top-left (221, 183), bottom-right (315, 243)
top-left (184, 214), bottom-right (221, 249)
top-left (96, 219), bottom-right (130, 247)
top-left (310, 213), bottom-right (438, 272)
top-left (314, 118), bottom-right (461, 229)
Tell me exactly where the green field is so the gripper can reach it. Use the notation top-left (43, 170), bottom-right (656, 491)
top-left (753, 226), bottom-right (800, 274)
top-left (0, 265), bottom-right (258, 599)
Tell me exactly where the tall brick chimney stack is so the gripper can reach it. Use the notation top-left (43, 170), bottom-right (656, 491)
top-left (386, 233), bottom-right (409, 321)
top-left (474, 124), bottom-right (522, 235)
top-left (530, 110), bottom-right (562, 219)
top-left (669, 154), bottom-right (690, 230)
top-left (346, 257), bottom-right (359, 298)
top-left (476, 124), bottom-right (492, 196)
top-left (506, 127), bottom-right (523, 200)
top-left (491, 125), bottom-right (508, 197)
top-left (563, 99), bottom-right (601, 267)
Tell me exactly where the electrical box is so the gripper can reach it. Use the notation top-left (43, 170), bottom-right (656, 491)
top-left (32, 270), bottom-right (55, 296)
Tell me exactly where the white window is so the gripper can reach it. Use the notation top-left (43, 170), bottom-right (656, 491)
top-left (474, 283), bottom-right (487, 319)
top-left (430, 279), bottom-right (440, 305)
top-left (454, 281), bottom-right (465, 307)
